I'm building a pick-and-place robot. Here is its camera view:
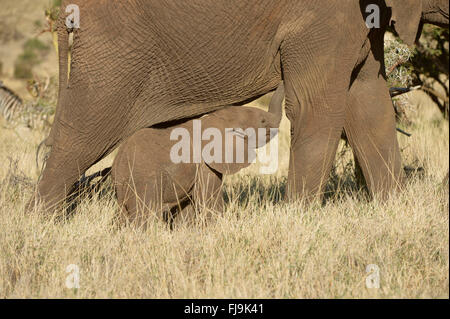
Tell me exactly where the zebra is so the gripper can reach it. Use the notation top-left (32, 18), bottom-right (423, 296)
top-left (0, 80), bottom-right (24, 122)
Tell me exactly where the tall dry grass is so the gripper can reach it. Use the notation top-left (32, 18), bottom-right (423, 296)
top-left (0, 92), bottom-right (448, 298)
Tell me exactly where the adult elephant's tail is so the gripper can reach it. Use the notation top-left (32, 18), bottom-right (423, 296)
top-left (57, 3), bottom-right (71, 90)
top-left (45, 3), bottom-right (71, 149)
top-left (26, 3), bottom-right (74, 213)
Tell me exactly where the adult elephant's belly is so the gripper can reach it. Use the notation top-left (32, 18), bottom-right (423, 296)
top-left (72, 0), bottom-right (285, 131)
top-left (120, 6), bottom-right (284, 127)
top-left (133, 43), bottom-right (282, 127)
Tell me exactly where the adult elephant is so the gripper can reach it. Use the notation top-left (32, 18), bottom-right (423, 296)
top-left (31, 0), bottom-right (448, 211)
top-left (346, 0), bottom-right (448, 194)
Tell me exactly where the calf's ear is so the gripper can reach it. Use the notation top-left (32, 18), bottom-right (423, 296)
top-left (203, 128), bottom-right (255, 175)
top-left (206, 161), bottom-right (252, 175)
top-left (386, 0), bottom-right (423, 46)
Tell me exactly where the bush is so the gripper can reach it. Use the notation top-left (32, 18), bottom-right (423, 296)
top-left (45, 0), bottom-right (62, 32)
top-left (384, 25), bottom-right (449, 121)
top-left (384, 37), bottom-right (415, 88)
top-left (411, 25), bottom-right (449, 117)
top-left (22, 76), bottom-right (57, 130)
top-left (13, 38), bottom-right (50, 79)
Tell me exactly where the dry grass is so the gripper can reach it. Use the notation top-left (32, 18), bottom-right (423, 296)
top-left (0, 95), bottom-right (448, 298)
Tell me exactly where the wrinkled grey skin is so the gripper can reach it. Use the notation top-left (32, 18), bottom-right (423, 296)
top-left (344, 0), bottom-right (448, 197)
top-left (112, 84), bottom-right (285, 227)
top-left (31, 0), bottom-right (449, 212)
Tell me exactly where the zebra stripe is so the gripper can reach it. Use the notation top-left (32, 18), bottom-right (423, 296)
top-left (0, 81), bottom-right (24, 122)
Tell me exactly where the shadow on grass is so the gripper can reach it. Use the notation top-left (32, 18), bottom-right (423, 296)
top-left (221, 162), bottom-right (427, 209)
top-left (222, 173), bottom-right (369, 210)
top-left (223, 176), bottom-right (287, 209)
top-left (12, 157), bottom-right (428, 223)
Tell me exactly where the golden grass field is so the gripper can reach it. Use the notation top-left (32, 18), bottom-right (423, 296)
top-left (0, 0), bottom-right (448, 299)
top-left (0, 97), bottom-right (448, 298)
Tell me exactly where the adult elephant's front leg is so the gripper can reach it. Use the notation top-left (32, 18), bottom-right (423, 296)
top-left (286, 99), bottom-right (345, 201)
top-left (281, 39), bottom-right (348, 201)
top-left (344, 68), bottom-right (403, 197)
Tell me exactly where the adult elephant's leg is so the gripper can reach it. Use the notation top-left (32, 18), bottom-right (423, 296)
top-left (31, 142), bottom-right (91, 212)
top-left (31, 123), bottom-right (117, 213)
top-left (281, 38), bottom-right (348, 201)
top-left (344, 75), bottom-right (403, 197)
top-left (28, 85), bottom-right (131, 213)
top-left (344, 51), bottom-right (403, 197)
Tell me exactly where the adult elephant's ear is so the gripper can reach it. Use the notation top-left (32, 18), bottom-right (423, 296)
top-left (386, 0), bottom-right (423, 46)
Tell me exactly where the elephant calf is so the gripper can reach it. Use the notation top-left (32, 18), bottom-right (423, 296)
top-left (112, 84), bottom-right (284, 227)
